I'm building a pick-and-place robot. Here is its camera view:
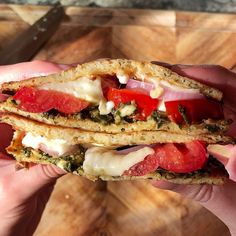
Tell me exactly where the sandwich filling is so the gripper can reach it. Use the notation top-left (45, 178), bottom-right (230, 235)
top-left (10, 74), bottom-right (224, 128)
top-left (16, 131), bottom-right (211, 177)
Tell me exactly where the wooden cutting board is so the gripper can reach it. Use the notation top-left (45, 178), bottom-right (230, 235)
top-left (1, 5), bottom-right (236, 236)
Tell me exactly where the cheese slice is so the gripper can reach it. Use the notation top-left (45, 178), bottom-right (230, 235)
top-left (83, 146), bottom-right (154, 176)
top-left (39, 77), bottom-right (103, 104)
top-left (22, 132), bottom-right (79, 157)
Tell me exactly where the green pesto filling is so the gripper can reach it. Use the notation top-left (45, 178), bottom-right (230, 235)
top-left (21, 146), bottom-right (227, 179)
top-left (21, 146), bottom-right (85, 172)
top-left (155, 156), bottom-right (226, 180)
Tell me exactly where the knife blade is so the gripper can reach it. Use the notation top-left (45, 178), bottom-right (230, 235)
top-left (0, 4), bottom-right (64, 65)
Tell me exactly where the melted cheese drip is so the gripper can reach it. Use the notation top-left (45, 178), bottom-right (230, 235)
top-left (22, 133), bottom-right (78, 156)
top-left (99, 99), bottom-right (114, 115)
top-left (117, 74), bottom-right (129, 84)
top-left (83, 146), bottom-right (154, 176)
top-left (149, 77), bottom-right (164, 98)
top-left (136, 73), bottom-right (164, 99)
top-left (158, 100), bottom-right (166, 112)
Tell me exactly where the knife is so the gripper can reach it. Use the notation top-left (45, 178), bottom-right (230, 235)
top-left (0, 4), bottom-right (64, 65)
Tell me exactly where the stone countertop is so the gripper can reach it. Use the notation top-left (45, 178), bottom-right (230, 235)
top-left (1, 0), bottom-right (236, 13)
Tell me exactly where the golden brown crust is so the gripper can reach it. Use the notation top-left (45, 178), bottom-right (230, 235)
top-left (1, 114), bottom-right (233, 146)
top-left (0, 59), bottom-right (222, 101)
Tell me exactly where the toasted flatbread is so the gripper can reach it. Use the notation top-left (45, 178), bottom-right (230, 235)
top-left (1, 114), bottom-right (233, 146)
top-left (7, 130), bottom-right (229, 185)
top-left (0, 99), bottom-right (230, 135)
top-left (1, 59), bottom-right (222, 100)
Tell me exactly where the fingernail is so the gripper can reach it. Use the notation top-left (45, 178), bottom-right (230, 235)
top-left (57, 64), bottom-right (72, 70)
top-left (151, 61), bottom-right (172, 69)
top-left (173, 64), bottom-right (192, 69)
top-left (174, 64), bottom-right (218, 70)
top-left (55, 166), bottom-right (68, 174)
top-left (70, 63), bottom-right (79, 67)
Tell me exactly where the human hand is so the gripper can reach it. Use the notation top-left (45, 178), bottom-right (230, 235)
top-left (0, 61), bottom-right (69, 236)
top-left (152, 63), bottom-right (236, 235)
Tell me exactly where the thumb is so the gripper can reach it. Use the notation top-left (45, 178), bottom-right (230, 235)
top-left (152, 180), bottom-right (213, 203)
top-left (11, 164), bottom-right (66, 199)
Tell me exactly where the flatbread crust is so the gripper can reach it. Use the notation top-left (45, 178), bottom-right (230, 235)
top-left (0, 99), bottom-right (230, 135)
top-left (0, 59), bottom-right (222, 101)
top-left (7, 131), bottom-right (229, 185)
top-left (1, 114), bottom-right (234, 146)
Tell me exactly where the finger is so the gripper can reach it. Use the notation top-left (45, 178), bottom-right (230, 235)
top-left (0, 60), bottom-right (63, 84)
top-left (151, 61), bottom-right (172, 69)
top-left (8, 164), bottom-right (66, 200)
top-left (152, 180), bottom-right (213, 202)
top-left (152, 179), bottom-right (236, 206)
top-left (0, 154), bottom-right (17, 177)
top-left (152, 180), bottom-right (204, 202)
top-left (225, 155), bottom-right (236, 182)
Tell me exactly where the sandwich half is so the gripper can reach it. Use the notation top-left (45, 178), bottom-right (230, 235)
top-left (0, 59), bottom-right (230, 134)
top-left (0, 59), bottom-right (233, 184)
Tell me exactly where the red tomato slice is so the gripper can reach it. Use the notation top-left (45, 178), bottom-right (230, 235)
top-left (107, 88), bottom-right (159, 119)
top-left (123, 141), bottom-right (207, 176)
top-left (165, 99), bottom-right (224, 124)
top-left (123, 154), bottom-right (159, 176)
top-left (13, 87), bottom-right (89, 114)
top-left (154, 141), bottom-right (207, 173)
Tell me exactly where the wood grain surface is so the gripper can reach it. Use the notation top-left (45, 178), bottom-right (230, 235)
top-left (0, 4), bottom-right (235, 236)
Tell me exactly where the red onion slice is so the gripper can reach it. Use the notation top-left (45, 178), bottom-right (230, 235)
top-left (126, 78), bottom-right (204, 101)
top-left (160, 81), bottom-right (204, 101)
top-left (126, 79), bottom-right (154, 95)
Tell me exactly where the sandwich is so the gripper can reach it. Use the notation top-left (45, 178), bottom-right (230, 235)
top-left (0, 59), bottom-right (233, 184)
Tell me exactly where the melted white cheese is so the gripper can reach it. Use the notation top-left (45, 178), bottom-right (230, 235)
top-left (136, 73), bottom-right (164, 99)
top-left (99, 99), bottom-right (114, 115)
top-left (158, 100), bottom-right (166, 112)
top-left (39, 77), bottom-right (103, 104)
top-left (22, 133), bottom-right (78, 156)
top-left (149, 77), bottom-right (164, 99)
top-left (83, 146), bottom-right (154, 176)
top-left (119, 104), bottom-right (136, 117)
top-left (117, 73), bottom-right (129, 84)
